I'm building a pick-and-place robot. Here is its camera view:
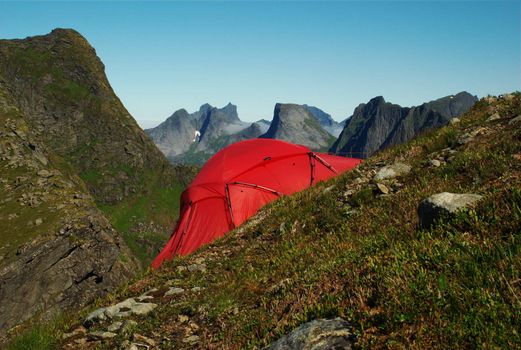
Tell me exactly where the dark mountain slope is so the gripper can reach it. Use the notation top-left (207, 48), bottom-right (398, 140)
top-left (330, 92), bottom-right (477, 158)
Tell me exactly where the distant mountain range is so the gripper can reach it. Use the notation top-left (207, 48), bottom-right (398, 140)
top-left (147, 92), bottom-right (477, 165)
top-left (330, 92), bottom-right (478, 158)
top-left (145, 103), bottom-right (338, 165)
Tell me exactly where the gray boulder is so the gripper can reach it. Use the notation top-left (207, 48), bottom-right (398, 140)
top-left (264, 317), bottom-right (354, 350)
top-left (374, 162), bottom-right (411, 181)
top-left (418, 192), bottom-right (483, 228)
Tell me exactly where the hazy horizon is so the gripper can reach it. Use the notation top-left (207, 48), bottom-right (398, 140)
top-left (1, 1), bottom-right (519, 129)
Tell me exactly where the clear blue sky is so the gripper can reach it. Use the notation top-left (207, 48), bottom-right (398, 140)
top-left (1, 1), bottom-right (519, 128)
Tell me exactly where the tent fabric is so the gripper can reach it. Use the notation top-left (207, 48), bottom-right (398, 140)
top-left (152, 139), bottom-right (361, 268)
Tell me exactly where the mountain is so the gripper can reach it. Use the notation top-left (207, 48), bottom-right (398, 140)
top-left (43, 93), bottom-right (521, 349)
top-left (303, 104), bottom-right (345, 137)
top-left (146, 103), bottom-right (262, 165)
top-left (256, 119), bottom-right (272, 133)
top-left (330, 92), bottom-right (478, 158)
top-left (260, 103), bottom-right (336, 151)
top-left (146, 104), bottom-right (342, 166)
top-left (144, 108), bottom-right (196, 159)
top-left (0, 29), bottom-right (193, 335)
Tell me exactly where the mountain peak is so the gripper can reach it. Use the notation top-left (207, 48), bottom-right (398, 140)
top-left (368, 96), bottom-right (386, 105)
top-left (260, 103), bottom-right (334, 150)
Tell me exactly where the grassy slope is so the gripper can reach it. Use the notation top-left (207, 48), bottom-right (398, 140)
top-left (8, 94), bottom-right (521, 349)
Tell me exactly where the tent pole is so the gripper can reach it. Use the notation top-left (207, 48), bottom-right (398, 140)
top-left (172, 201), bottom-right (195, 255)
top-left (312, 153), bottom-right (338, 174)
top-left (225, 184), bottom-right (236, 229)
top-left (309, 152), bottom-right (316, 186)
top-left (229, 181), bottom-right (282, 196)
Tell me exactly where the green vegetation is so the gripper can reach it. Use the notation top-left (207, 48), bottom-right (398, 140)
top-left (99, 182), bottom-right (184, 265)
top-left (51, 93), bottom-right (521, 349)
top-left (5, 313), bottom-right (73, 350)
top-left (7, 94), bottom-right (521, 349)
top-left (5, 325), bottom-right (59, 350)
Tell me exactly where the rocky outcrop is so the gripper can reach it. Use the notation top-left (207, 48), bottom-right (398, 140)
top-left (260, 103), bottom-right (335, 150)
top-left (330, 92), bottom-right (478, 158)
top-left (418, 192), bottom-right (483, 228)
top-left (264, 318), bottom-right (354, 350)
top-left (0, 214), bottom-right (135, 334)
top-left (0, 28), bottom-right (183, 205)
top-left (303, 105), bottom-right (345, 137)
top-left (0, 91), bottom-right (137, 335)
top-left (0, 28), bottom-right (183, 336)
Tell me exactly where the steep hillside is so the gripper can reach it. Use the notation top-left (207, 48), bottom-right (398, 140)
top-left (260, 103), bottom-right (335, 151)
top-left (0, 82), bottom-right (138, 337)
top-left (330, 92), bottom-right (477, 158)
top-left (18, 94), bottom-right (519, 349)
top-left (0, 29), bottom-right (196, 264)
top-left (0, 28), bottom-right (195, 338)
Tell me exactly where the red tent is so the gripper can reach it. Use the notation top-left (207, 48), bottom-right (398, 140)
top-left (152, 139), bottom-right (361, 268)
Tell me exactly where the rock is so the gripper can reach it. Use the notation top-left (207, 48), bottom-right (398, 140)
top-left (509, 115), bottom-right (521, 125)
top-left (133, 333), bottom-right (156, 347)
top-left (430, 159), bottom-right (441, 167)
top-left (376, 183), bottom-right (389, 195)
top-left (131, 302), bottom-right (157, 316)
top-left (183, 335), bottom-right (200, 344)
top-left (73, 337), bottom-right (88, 345)
top-left (374, 162), bottom-right (411, 181)
top-left (186, 263), bottom-right (207, 273)
top-left (136, 288), bottom-right (158, 301)
top-left (264, 317), bottom-right (354, 350)
top-left (449, 117), bottom-right (460, 125)
top-left (84, 299), bottom-right (157, 327)
top-left (88, 330), bottom-right (117, 340)
top-left (107, 321), bottom-right (123, 332)
top-left (164, 287), bottom-right (185, 296)
top-left (418, 192), bottom-right (483, 228)
top-left (486, 113), bottom-right (501, 122)
top-left (34, 218), bottom-right (43, 226)
top-left (353, 177), bottom-right (365, 185)
top-left (178, 314), bottom-right (189, 323)
top-left (191, 286), bottom-right (202, 292)
top-left (84, 308), bottom-right (108, 326)
top-left (458, 127), bottom-right (486, 145)
top-left (36, 169), bottom-right (52, 178)
top-left (62, 325), bottom-right (87, 339)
